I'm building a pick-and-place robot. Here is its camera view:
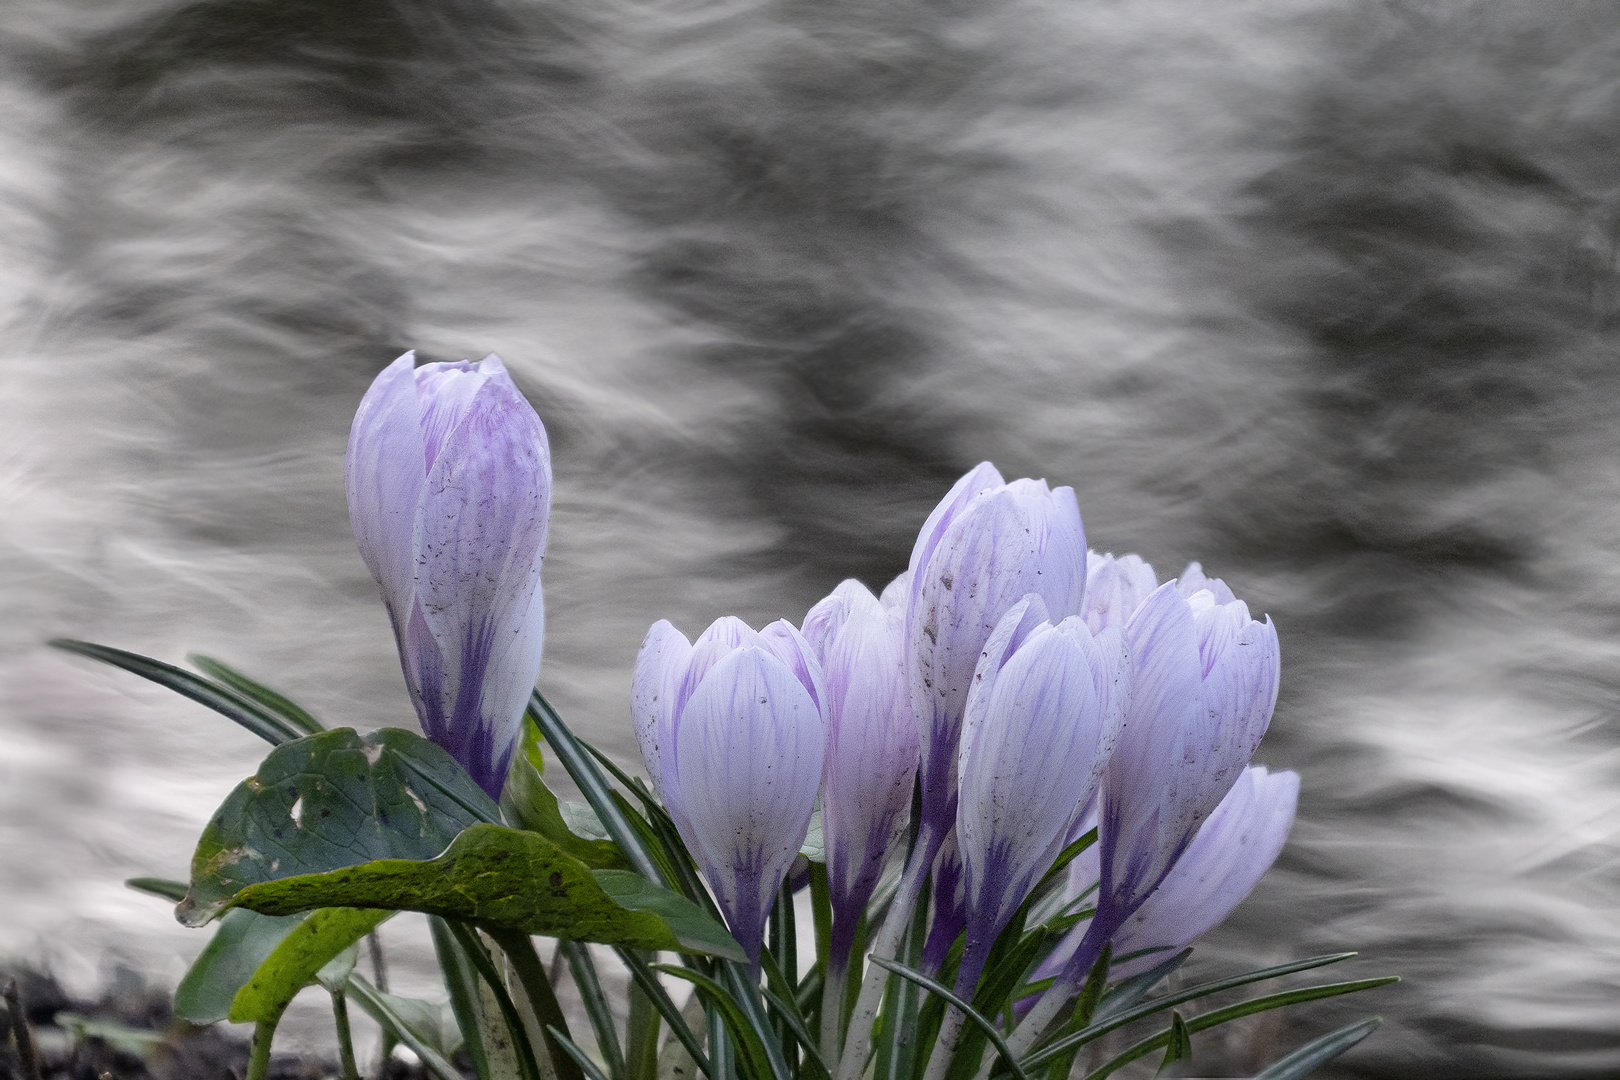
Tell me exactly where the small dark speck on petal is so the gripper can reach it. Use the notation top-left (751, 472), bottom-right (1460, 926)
top-left (759, 697), bottom-right (768, 705)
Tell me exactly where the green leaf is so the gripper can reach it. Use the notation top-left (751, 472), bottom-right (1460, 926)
top-left (188, 654), bottom-right (325, 736)
top-left (615, 949), bottom-right (711, 1079)
top-left (868, 957), bottom-right (1032, 1080)
top-left (50, 639), bottom-right (303, 746)
top-left (561, 940), bottom-right (624, 1080)
top-left (180, 726), bottom-right (500, 926)
top-left (1251, 1017), bottom-right (1381, 1080)
top-left (367, 990), bottom-right (463, 1059)
top-left (220, 824), bottom-right (745, 959)
top-left (1155, 1011), bottom-right (1191, 1076)
top-left (55, 1013), bottom-right (167, 1057)
top-left (126, 877), bottom-right (188, 902)
top-left (502, 718), bottom-right (627, 870)
top-left (592, 870), bottom-right (746, 961)
top-left (528, 692), bottom-right (666, 885)
top-left (1026, 952), bottom-right (1355, 1069)
top-left (230, 907), bottom-right (391, 1023)
top-left (1080, 978), bottom-right (1400, 1080)
top-left (174, 908), bottom-right (308, 1024)
top-left (348, 974), bottom-right (465, 1080)
top-left (655, 965), bottom-right (778, 1080)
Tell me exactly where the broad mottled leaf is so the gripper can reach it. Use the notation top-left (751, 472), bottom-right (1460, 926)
top-left (224, 824), bottom-right (746, 960)
top-left (180, 727), bottom-right (499, 926)
top-left (174, 908), bottom-right (307, 1024)
top-left (230, 907), bottom-right (391, 1023)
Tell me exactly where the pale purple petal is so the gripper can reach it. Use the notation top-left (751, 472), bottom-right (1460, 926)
top-left (1082, 552), bottom-right (1158, 634)
top-left (410, 370), bottom-right (551, 797)
top-left (346, 351), bottom-right (427, 629)
top-left (632, 619), bottom-right (693, 802)
top-left (908, 480), bottom-right (1087, 835)
top-left (758, 618), bottom-right (830, 720)
top-left (1109, 766), bottom-right (1298, 976)
top-left (904, 461), bottom-right (1005, 612)
top-left (879, 569), bottom-right (911, 613)
top-left (415, 357), bottom-right (501, 473)
top-left (809, 581), bottom-right (917, 949)
top-left (674, 646), bottom-right (826, 965)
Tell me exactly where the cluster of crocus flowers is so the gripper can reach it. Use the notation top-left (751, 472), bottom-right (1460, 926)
top-left (345, 350), bottom-right (1295, 1078)
top-left (626, 464), bottom-right (1291, 1079)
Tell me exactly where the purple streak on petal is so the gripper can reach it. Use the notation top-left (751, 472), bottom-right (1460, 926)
top-left (905, 462), bottom-right (1005, 612)
top-left (921, 830), bottom-right (966, 975)
top-left (410, 365), bottom-right (550, 796)
top-left (415, 358), bottom-right (497, 473)
top-left (673, 646), bottom-right (826, 968)
top-left (346, 351), bottom-right (426, 632)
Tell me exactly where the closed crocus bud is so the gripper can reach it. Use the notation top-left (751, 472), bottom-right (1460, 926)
top-left (1058, 570), bottom-right (1279, 985)
top-left (906, 466), bottom-right (1088, 840)
top-left (631, 615), bottom-right (828, 966)
top-left (802, 581), bottom-right (918, 963)
top-left (953, 597), bottom-right (1129, 995)
top-left (1039, 765), bottom-right (1297, 982)
top-left (346, 351), bottom-right (551, 799)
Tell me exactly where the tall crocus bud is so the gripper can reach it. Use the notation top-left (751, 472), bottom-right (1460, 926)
top-left (953, 597), bottom-right (1129, 995)
top-left (802, 581), bottom-right (918, 965)
top-left (632, 616), bottom-right (828, 966)
top-left (906, 465), bottom-right (1088, 840)
top-left (1081, 551), bottom-right (1159, 634)
top-left (346, 351), bottom-right (551, 799)
top-left (1038, 765), bottom-right (1298, 983)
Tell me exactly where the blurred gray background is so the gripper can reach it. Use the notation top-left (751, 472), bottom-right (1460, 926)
top-left (2, 0), bottom-right (1619, 1076)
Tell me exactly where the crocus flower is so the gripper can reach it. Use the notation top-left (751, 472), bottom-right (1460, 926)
top-left (1038, 765), bottom-right (1298, 982)
top-left (952, 596), bottom-right (1129, 994)
top-left (346, 351), bottom-right (551, 799)
top-left (801, 580), bottom-right (918, 965)
top-left (905, 464), bottom-right (1088, 841)
top-left (632, 616), bottom-right (828, 965)
top-left (1060, 568), bottom-right (1279, 983)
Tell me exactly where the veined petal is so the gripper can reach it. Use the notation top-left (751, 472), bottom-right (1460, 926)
top-left (632, 619), bottom-right (693, 801)
top-left (411, 371), bottom-right (551, 796)
top-left (879, 569), bottom-right (911, 613)
top-left (1110, 766), bottom-right (1298, 976)
top-left (674, 646), bottom-right (826, 964)
top-left (1083, 551), bottom-right (1158, 634)
top-left (759, 618), bottom-right (829, 720)
top-left (346, 351), bottom-right (427, 628)
top-left (813, 582), bottom-right (917, 932)
top-left (957, 621), bottom-right (1112, 964)
top-left (416, 357), bottom-right (502, 473)
top-left (1176, 561), bottom-right (1236, 605)
top-left (905, 461), bottom-right (1005, 610)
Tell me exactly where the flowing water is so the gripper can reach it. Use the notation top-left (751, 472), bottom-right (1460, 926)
top-left (2, 0), bottom-right (1619, 1075)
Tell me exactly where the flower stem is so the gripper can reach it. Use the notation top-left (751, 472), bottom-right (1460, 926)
top-left (246, 1021), bottom-right (275, 1080)
top-left (835, 822), bottom-right (942, 1080)
top-left (4, 979), bottom-right (42, 1080)
top-left (331, 988), bottom-right (361, 1080)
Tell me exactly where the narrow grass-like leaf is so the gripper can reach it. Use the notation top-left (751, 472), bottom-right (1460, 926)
top-left (616, 949), bottom-right (711, 1078)
top-left (125, 877), bottom-right (189, 902)
top-left (504, 719), bottom-right (629, 870)
top-left (188, 655), bottom-right (325, 736)
top-left (760, 949), bottom-right (829, 1080)
top-left (430, 916), bottom-right (492, 1080)
top-left (869, 958), bottom-right (1030, 1080)
top-left (530, 691), bottom-right (665, 884)
top-left (1155, 1011), bottom-right (1191, 1076)
top-left (562, 940), bottom-right (625, 1080)
top-left (446, 920), bottom-right (545, 1080)
top-left (488, 927), bottom-right (588, 1080)
top-left (549, 1025), bottom-right (615, 1080)
top-left (873, 885), bottom-right (929, 1080)
top-left (348, 974), bottom-right (463, 1080)
top-left (724, 963), bottom-right (795, 1080)
top-left (1079, 978), bottom-right (1400, 1080)
top-left (1025, 952), bottom-right (1358, 1069)
top-left (51, 639), bottom-right (301, 745)
top-left (656, 965), bottom-right (777, 1080)
top-left (1251, 1017), bottom-right (1382, 1080)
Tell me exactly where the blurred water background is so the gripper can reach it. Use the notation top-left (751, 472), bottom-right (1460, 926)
top-left (2, 0), bottom-right (1619, 1075)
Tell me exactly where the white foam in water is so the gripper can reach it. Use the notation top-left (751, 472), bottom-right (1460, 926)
top-left (2, 0), bottom-right (1619, 1074)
